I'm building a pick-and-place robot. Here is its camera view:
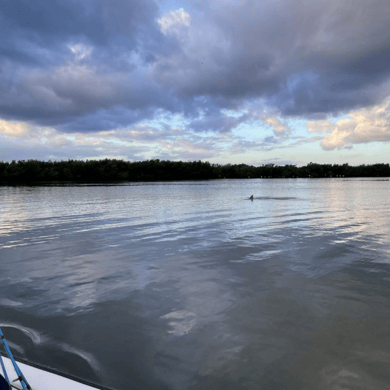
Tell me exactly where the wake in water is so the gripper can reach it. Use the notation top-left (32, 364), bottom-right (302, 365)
top-left (248, 195), bottom-right (297, 200)
top-left (0, 323), bottom-right (104, 384)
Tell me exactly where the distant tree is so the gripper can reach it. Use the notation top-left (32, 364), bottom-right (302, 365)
top-left (1, 159), bottom-right (390, 184)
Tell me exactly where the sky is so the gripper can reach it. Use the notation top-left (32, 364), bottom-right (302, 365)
top-left (1, 0), bottom-right (390, 166)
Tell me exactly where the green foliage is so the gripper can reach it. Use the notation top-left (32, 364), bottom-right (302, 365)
top-left (0, 159), bottom-right (389, 184)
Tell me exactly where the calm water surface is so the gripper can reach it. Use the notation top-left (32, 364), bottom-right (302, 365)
top-left (0, 178), bottom-right (390, 390)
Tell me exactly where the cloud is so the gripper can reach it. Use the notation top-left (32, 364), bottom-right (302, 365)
top-left (256, 157), bottom-right (300, 166)
top-left (0, 61), bottom-right (187, 132)
top-left (1, 0), bottom-right (390, 142)
top-left (265, 116), bottom-right (290, 135)
top-left (0, 119), bottom-right (30, 136)
top-left (152, 0), bottom-right (390, 116)
top-left (0, 0), bottom-right (181, 130)
top-left (68, 44), bottom-right (93, 61)
top-left (0, 117), bottom-right (229, 162)
top-left (157, 8), bottom-right (190, 34)
top-left (0, 119), bottom-right (147, 161)
top-left (2, 0), bottom-right (163, 52)
top-left (316, 97), bottom-right (390, 150)
top-left (189, 112), bottom-right (248, 133)
top-left (307, 119), bottom-right (336, 134)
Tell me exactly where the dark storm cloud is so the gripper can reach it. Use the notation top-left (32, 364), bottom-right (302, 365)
top-left (0, 63), bottom-right (184, 131)
top-left (0, 0), bottom-right (182, 131)
top-left (1, 0), bottom-right (390, 134)
top-left (152, 0), bottom-right (390, 117)
top-left (1, 0), bottom-right (170, 55)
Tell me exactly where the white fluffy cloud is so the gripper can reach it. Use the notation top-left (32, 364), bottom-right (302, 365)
top-left (0, 119), bottom-right (30, 137)
top-left (157, 8), bottom-right (190, 34)
top-left (307, 119), bottom-right (338, 134)
top-left (307, 97), bottom-right (390, 150)
top-left (265, 116), bottom-right (290, 135)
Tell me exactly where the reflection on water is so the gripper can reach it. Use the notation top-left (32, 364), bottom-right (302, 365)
top-left (0, 178), bottom-right (390, 389)
top-left (287, 314), bottom-right (390, 390)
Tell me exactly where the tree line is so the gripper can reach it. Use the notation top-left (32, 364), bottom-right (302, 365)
top-left (0, 159), bottom-right (389, 184)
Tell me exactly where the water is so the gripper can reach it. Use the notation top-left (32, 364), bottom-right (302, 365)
top-left (0, 178), bottom-right (390, 390)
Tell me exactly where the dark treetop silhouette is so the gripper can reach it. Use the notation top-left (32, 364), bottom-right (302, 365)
top-left (0, 160), bottom-right (389, 184)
